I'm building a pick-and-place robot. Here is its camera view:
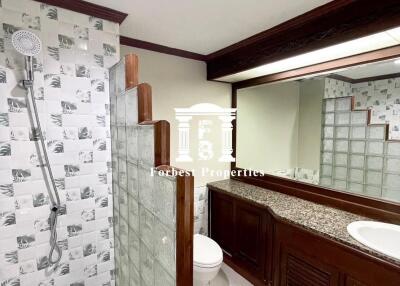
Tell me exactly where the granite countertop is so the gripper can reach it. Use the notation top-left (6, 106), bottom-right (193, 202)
top-left (207, 179), bottom-right (400, 265)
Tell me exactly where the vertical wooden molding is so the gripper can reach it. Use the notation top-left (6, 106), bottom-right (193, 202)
top-left (154, 120), bottom-right (170, 166)
top-left (386, 124), bottom-right (390, 141)
top-left (125, 54), bottom-right (139, 90)
top-left (176, 174), bottom-right (194, 286)
top-left (231, 86), bottom-right (237, 171)
top-left (137, 83), bottom-right (153, 123)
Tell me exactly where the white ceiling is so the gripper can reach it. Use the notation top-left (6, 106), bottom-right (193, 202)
top-left (336, 58), bottom-right (400, 79)
top-left (86, 0), bottom-right (331, 54)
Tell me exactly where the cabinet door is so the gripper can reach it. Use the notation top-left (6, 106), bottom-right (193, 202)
top-left (234, 200), bottom-right (266, 278)
top-left (210, 191), bottom-right (235, 255)
top-left (345, 276), bottom-right (368, 286)
top-left (279, 247), bottom-right (340, 286)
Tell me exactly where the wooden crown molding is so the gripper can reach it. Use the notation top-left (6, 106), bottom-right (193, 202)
top-left (35, 0), bottom-right (128, 24)
top-left (120, 36), bottom-right (207, 62)
top-left (207, 0), bottom-right (400, 80)
top-left (330, 72), bottom-right (400, 84)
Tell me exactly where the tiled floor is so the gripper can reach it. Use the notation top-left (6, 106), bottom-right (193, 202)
top-left (210, 263), bottom-right (253, 286)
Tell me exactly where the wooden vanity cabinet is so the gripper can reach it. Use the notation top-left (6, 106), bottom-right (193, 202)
top-left (234, 199), bottom-right (268, 278)
top-left (208, 187), bottom-right (400, 286)
top-left (209, 190), bottom-right (273, 286)
top-left (209, 191), bottom-right (235, 255)
top-left (273, 220), bottom-right (400, 286)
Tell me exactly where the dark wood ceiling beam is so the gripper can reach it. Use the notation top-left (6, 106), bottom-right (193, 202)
top-left (207, 0), bottom-right (400, 80)
top-left (34, 0), bottom-right (128, 24)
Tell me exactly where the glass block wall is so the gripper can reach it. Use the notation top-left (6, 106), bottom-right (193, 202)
top-left (320, 78), bottom-right (400, 202)
top-left (110, 57), bottom-right (178, 286)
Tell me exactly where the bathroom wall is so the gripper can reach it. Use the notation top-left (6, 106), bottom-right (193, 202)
top-left (0, 1), bottom-right (119, 285)
top-left (298, 79), bottom-right (324, 170)
top-left (320, 77), bottom-right (400, 202)
top-left (110, 57), bottom-right (178, 286)
top-left (236, 81), bottom-right (301, 172)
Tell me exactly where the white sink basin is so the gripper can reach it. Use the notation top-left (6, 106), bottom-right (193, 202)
top-left (347, 221), bottom-right (400, 260)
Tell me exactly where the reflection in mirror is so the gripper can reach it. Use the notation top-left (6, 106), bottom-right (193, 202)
top-left (236, 58), bottom-right (400, 203)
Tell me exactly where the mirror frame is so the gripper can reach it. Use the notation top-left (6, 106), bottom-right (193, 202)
top-left (230, 45), bottom-right (400, 223)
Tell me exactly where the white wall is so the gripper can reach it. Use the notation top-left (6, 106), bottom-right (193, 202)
top-left (120, 45), bottom-right (231, 187)
top-left (236, 81), bottom-right (300, 173)
top-left (236, 80), bottom-right (323, 174)
top-left (298, 79), bottom-right (324, 170)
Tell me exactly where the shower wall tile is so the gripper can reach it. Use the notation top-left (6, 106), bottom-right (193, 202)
top-left (194, 186), bottom-right (208, 235)
top-left (351, 111), bottom-right (368, 125)
top-left (335, 112), bottom-right (350, 125)
top-left (0, 0), bottom-right (119, 285)
top-left (366, 156), bottom-right (383, 171)
top-left (138, 125), bottom-right (155, 167)
top-left (154, 217), bottom-right (176, 277)
top-left (323, 113), bottom-right (334, 125)
top-left (336, 126), bottom-right (349, 139)
top-left (334, 153), bottom-right (347, 166)
top-left (154, 176), bottom-right (176, 230)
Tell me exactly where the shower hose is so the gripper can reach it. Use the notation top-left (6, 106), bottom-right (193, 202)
top-left (27, 84), bottom-right (62, 265)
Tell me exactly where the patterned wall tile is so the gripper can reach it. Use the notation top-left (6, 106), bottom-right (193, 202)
top-left (0, 0), bottom-right (119, 285)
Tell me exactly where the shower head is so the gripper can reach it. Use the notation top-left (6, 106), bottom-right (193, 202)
top-left (12, 30), bottom-right (42, 57)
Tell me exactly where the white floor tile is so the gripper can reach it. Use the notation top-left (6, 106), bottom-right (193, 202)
top-left (210, 263), bottom-right (253, 286)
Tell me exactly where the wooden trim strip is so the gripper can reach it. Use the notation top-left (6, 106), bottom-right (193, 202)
top-left (176, 173), bottom-right (194, 286)
top-left (125, 54), bottom-right (139, 89)
top-left (137, 83), bottom-right (152, 123)
top-left (351, 72), bottom-right (400, 84)
top-left (121, 36), bottom-right (206, 62)
top-left (329, 72), bottom-right (400, 84)
top-left (154, 120), bottom-right (170, 167)
top-left (327, 74), bottom-right (354, 83)
top-left (34, 0), bottom-right (127, 24)
top-left (233, 45), bottom-right (400, 89)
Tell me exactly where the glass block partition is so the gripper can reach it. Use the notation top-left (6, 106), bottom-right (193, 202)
top-left (320, 78), bottom-right (400, 202)
top-left (110, 55), bottom-right (194, 286)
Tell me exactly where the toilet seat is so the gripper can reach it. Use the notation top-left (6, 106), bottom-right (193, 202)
top-left (193, 234), bottom-right (223, 268)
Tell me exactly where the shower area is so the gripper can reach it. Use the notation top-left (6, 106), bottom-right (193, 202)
top-left (0, 1), bottom-right (193, 285)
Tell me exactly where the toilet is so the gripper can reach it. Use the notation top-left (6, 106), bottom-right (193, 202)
top-left (193, 234), bottom-right (223, 285)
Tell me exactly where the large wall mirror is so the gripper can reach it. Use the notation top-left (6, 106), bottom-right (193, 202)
top-left (235, 58), bottom-right (400, 203)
